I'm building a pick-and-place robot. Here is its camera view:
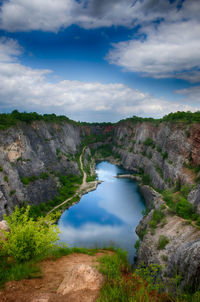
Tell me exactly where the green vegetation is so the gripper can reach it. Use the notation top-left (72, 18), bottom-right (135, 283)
top-left (157, 145), bottom-right (162, 153)
top-left (4, 176), bottom-right (8, 183)
top-left (120, 111), bottom-right (200, 125)
top-left (155, 165), bottom-right (164, 179)
top-left (144, 137), bottom-right (154, 147)
top-left (1, 110), bottom-right (200, 132)
top-left (0, 110), bottom-right (77, 130)
top-left (0, 166), bottom-right (3, 172)
top-left (157, 235), bottom-right (169, 250)
top-left (1, 206), bottom-right (59, 262)
top-left (162, 186), bottom-right (199, 222)
top-left (21, 175), bottom-right (38, 185)
top-left (21, 173), bottom-right (48, 185)
top-left (137, 227), bottom-right (147, 240)
top-left (91, 144), bottom-right (112, 158)
top-left (149, 209), bottom-right (166, 231)
top-left (29, 173), bottom-right (82, 218)
top-left (9, 190), bottom-right (16, 196)
top-left (98, 252), bottom-right (170, 302)
top-left (142, 174), bottom-right (151, 185)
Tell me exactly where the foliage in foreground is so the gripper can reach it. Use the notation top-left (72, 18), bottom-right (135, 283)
top-left (1, 206), bottom-right (59, 262)
top-left (97, 251), bottom-right (169, 302)
top-left (97, 252), bottom-right (200, 302)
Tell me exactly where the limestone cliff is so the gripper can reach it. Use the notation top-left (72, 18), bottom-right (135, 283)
top-left (0, 120), bottom-right (82, 219)
top-left (112, 121), bottom-right (200, 209)
top-left (136, 185), bottom-right (200, 290)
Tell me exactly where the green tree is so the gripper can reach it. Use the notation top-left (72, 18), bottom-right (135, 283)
top-left (1, 206), bottom-right (59, 262)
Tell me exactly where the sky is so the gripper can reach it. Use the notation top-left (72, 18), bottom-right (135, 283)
top-left (0, 0), bottom-right (200, 122)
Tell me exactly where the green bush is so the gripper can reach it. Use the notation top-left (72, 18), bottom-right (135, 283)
top-left (142, 174), bottom-right (151, 185)
top-left (149, 209), bottom-right (166, 230)
top-left (157, 235), bottom-right (169, 250)
top-left (2, 206), bottom-right (59, 262)
top-left (21, 175), bottom-right (38, 185)
top-left (144, 138), bottom-right (154, 147)
top-left (176, 198), bottom-right (195, 220)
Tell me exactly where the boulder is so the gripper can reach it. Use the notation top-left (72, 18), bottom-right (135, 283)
top-left (57, 264), bottom-right (104, 296)
top-left (0, 220), bottom-right (10, 240)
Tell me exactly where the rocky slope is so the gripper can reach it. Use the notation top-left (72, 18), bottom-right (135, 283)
top-left (136, 185), bottom-right (200, 290)
top-left (0, 121), bottom-right (83, 219)
top-left (112, 121), bottom-right (200, 210)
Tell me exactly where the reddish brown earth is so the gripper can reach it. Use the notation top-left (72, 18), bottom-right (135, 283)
top-left (0, 252), bottom-right (110, 302)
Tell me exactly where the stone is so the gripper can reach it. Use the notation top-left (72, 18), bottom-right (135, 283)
top-left (57, 264), bottom-right (104, 296)
top-left (0, 220), bottom-right (10, 240)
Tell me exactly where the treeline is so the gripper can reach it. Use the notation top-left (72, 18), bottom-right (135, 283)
top-left (0, 110), bottom-right (77, 130)
top-left (120, 111), bottom-right (200, 124)
top-left (0, 110), bottom-right (200, 130)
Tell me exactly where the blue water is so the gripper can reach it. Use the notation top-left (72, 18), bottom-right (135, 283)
top-left (58, 161), bottom-right (145, 263)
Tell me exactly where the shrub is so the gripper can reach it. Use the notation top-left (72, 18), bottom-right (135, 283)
top-left (149, 209), bottom-right (166, 230)
top-left (176, 198), bottom-right (195, 220)
top-left (144, 138), bottom-right (154, 147)
top-left (142, 174), bottom-right (151, 185)
top-left (157, 235), bottom-right (169, 250)
top-left (39, 172), bottom-right (49, 180)
top-left (162, 152), bottom-right (168, 160)
top-left (134, 240), bottom-right (140, 254)
top-left (21, 175), bottom-right (38, 185)
top-left (4, 176), bottom-right (8, 183)
top-left (2, 206), bottom-right (59, 262)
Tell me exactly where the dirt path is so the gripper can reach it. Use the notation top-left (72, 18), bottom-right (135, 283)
top-left (0, 252), bottom-right (110, 302)
top-left (80, 146), bottom-right (87, 188)
top-left (48, 147), bottom-right (99, 214)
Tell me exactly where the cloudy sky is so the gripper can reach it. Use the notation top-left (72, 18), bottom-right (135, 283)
top-left (0, 0), bottom-right (200, 122)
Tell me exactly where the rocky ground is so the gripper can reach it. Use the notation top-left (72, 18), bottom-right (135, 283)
top-left (0, 252), bottom-right (111, 302)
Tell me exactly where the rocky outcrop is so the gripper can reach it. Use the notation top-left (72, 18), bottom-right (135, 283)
top-left (113, 121), bottom-right (200, 190)
top-left (136, 185), bottom-right (200, 290)
top-left (188, 184), bottom-right (200, 214)
top-left (0, 121), bottom-right (83, 219)
top-left (57, 264), bottom-right (104, 296)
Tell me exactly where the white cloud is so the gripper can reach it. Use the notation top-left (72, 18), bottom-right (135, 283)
top-left (107, 20), bottom-right (200, 82)
top-left (175, 86), bottom-right (200, 103)
top-left (0, 38), bottom-right (198, 122)
top-left (0, 0), bottom-right (185, 32)
top-left (0, 37), bottom-right (22, 62)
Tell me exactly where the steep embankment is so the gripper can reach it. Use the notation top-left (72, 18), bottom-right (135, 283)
top-left (108, 121), bottom-right (200, 289)
top-left (135, 185), bottom-right (200, 290)
top-left (0, 121), bottom-right (82, 219)
top-left (112, 121), bottom-right (200, 210)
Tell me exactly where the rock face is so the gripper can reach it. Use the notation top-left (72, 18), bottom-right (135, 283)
top-left (57, 264), bottom-right (104, 298)
top-left (188, 184), bottom-right (200, 214)
top-left (0, 121), bottom-right (83, 219)
top-left (113, 121), bottom-right (200, 191)
top-left (136, 185), bottom-right (200, 290)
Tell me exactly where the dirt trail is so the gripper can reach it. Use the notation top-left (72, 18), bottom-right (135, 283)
top-left (80, 147), bottom-right (87, 188)
top-left (0, 252), bottom-right (110, 302)
top-left (48, 147), bottom-right (98, 214)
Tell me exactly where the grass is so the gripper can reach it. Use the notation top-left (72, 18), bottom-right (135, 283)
top-left (162, 187), bottom-right (199, 223)
top-left (97, 250), bottom-right (170, 302)
top-left (0, 257), bottom-right (42, 288)
top-left (157, 235), bottom-right (169, 250)
top-left (0, 245), bottom-right (103, 288)
top-left (148, 209), bottom-right (166, 231)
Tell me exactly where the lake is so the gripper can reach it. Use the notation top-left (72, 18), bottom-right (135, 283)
top-left (58, 161), bottom-right (145, 263)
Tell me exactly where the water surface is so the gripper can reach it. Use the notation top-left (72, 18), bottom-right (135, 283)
top-left (58, 161), bottom-right (145, 263)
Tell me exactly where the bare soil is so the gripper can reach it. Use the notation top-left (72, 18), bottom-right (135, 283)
top-left (0, 252), bottom-right (110, 302)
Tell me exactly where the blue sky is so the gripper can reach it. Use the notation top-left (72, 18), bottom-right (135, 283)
top-left (0, 0), bottom-right (200, 122)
